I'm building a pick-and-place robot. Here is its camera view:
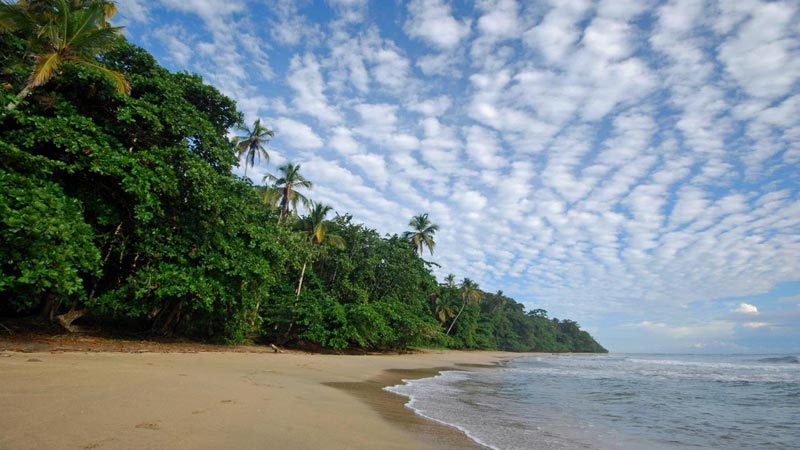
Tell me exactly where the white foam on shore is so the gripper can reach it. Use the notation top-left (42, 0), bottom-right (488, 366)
top-left (384, 371), bottom-right (503, 450)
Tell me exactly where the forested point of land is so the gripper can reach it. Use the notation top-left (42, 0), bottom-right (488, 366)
top-left (0, 1), bottom-right (606, 353)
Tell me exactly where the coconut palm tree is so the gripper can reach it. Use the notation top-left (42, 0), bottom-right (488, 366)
top-left (447, 278), bottom-right (481, 335)
top-left (286, 202), bottom-right (344, 337)
top-left (260, 184), bottom-right (283, 209)
top-left (1, 0), bottom-right (130, 110)
top-left (263, 163), bottom-right (312, 222)
top-left (294, 202), bottom-right (345, 297)
top-left (432, 294), bottom-right (457, 326)
top-left (403, 213), bottom-right (439, 256)
top-left (233, 118), bottom-right (274, 178)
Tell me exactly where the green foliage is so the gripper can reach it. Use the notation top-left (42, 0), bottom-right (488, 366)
top-left (0, 169), bottom-right (100, 311)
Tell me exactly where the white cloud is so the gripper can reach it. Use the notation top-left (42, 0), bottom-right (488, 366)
top-left (273, 117), bottom-right (324, 150)
top-left (287, 53), bottom-right (343, 124)
top-left (326, 0), bottom-right (368, 23)
top-left (634, 320), bottom-right (736, 339)
top-left (733, 303), bottom-right (759, 315)
top-left (268, 1), bottom-right (322, 46)
top-left (405, 0), bottom-right (471, 49)
top-left (523, 0), bottom-right (591, 64)
top-left (408, 96), bottom-right (453, 117)
top-left (476, 0), bottom-right (521, 40)
top-left (115, 0), bottom-right (150, 23)
top-left (717, 1), bottom-right (800, 100)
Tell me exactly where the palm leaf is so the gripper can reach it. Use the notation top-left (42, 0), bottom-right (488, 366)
top-left (75, 59), bottom-right (130, 94)
top-left (28, 52), bottom-right (61, 88)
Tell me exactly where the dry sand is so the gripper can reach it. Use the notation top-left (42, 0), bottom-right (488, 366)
top-left (0, 349), bottom-right (522, 450)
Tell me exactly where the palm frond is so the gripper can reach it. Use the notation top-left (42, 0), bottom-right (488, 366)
top-left (75, 59), bottom-right (130, 94)
top-left (28, 52), bottom-right (61, 87)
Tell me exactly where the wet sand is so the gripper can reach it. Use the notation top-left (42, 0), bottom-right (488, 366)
top-left (0, 349), bottom-right (520, 450)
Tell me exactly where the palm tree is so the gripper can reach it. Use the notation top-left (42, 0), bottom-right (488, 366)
top-left (403, 213), bottom-right (439, 256)
top-left (233, 118), bottom-right (274, 178)
top-left (294, 202), bottom-right (345, 297)
top-left (263, 163), bottom-right (312, 222)
top-left (447, 278), bottom-right (481, 335)
top-left (1, 0), bottom-right (130, 110)
top-left (442, 273), bottom-right (456, 289)
top-left (432, 294), bottom-right (456, 326)
top-left (286, 202), bottom-right (344, 337)
top-left (260, 184), bottom-right (282, 209)
top-left (490, 290), bottom-right (506, 314)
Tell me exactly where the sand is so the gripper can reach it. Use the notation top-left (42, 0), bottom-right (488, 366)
top-left (0, 349), bottom-right (522, 450)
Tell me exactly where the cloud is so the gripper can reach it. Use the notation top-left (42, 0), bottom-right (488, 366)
top-left (633, 320), bottom-right (736, 339)
top-left (268, 0), bottom-right (323, 46)
top-left (717, 1), bottom-right (800, 100)
top-left (733, 303), bottom-right (760, 315)
top-left (326, 0), bottom-right (368, 23)
top-left (405, 0), bottom-right (471, 49)
top-left (273, 117), bottom-right (324, 150)
top-left (287, 54), bottom-right (343, 124)
top-left (115, 0), bottom-right (150, 23)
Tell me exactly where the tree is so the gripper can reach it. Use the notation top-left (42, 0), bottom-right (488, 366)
top-left (264, 163), bottom-right (312, 222)
top-left (432, 294), bottom-right (456, 326)
top-left (0, 0), bottom-right (129, 110)
top-left (447, 278), bottom-right (481, 335)
top-left (233, 118), bottom-right (273, 178)
top-left (403, 213), bottom-right (439, 256)
top-left (294, 202), bottom-right (344, 299)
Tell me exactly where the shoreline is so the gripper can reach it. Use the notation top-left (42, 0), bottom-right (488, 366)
top-left (0, 348), bottom-right (525, 450)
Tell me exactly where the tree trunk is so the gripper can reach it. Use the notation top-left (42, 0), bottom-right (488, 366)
top-left (56, 306), bottom-right (91, 332)
top-left (284, 258), bottom-right (308, 338)
top-left (39, 292), bottom-right (55, 320)
top-left (279, 185), bottom-right (292, 222)
top-left (249, 302), bottom-right (259, 328)
top-left (152, 298), bottom-right (184, 335)
top-left (296, 259), bottom-right (307, 298)
top-left (446, 302), bottom-right (466, 336)
top-left (6, 85), bottom-right (33, 111)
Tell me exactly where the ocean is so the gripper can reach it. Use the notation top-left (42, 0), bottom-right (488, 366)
top-left (385, 354), bottom-right (800, 450)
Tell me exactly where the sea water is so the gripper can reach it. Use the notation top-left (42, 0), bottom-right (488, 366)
top-left (385, 354), bottom-right (800, 450)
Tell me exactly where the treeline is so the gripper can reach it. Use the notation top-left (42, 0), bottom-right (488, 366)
top-left (0, 2), bottom-right (605, 353)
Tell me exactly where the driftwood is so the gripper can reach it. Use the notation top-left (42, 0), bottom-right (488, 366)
top-left (270, 344), bottom-right (284, 353)
top-left (0, 322), bottom-right (12, 335)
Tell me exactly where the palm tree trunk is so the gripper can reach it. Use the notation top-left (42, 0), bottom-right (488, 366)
top-left (446, 301), bottom-right (466, 335)
top-left (284, 257), bottom-right (308, 339)
top-left (279, 185), bottom-right (292, 222)
top-left (296, 259), bottom-right (307, 298)
top-left (6, 85), bottom-right (33, 111)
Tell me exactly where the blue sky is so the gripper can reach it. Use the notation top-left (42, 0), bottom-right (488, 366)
top-left (114, 0), bottom-right (800, 353)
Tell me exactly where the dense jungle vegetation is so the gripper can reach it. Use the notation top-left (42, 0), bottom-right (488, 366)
top-left (0, 0), bottom-right (606, 353)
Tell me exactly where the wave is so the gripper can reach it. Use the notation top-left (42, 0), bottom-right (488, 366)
top-left (756, 356), bottom-right (799, 364)
top-left (384, 371), bottom-right (502, 450)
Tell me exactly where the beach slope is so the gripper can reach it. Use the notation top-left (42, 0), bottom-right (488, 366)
top-left (0, 350), bottom-right (516, 450)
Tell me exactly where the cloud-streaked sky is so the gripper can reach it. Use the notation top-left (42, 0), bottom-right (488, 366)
top-left (115, 0), bottom-right (800, 353)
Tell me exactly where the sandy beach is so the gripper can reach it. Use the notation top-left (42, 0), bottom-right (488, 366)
top-left (0, 348), bottom-right (520, 450)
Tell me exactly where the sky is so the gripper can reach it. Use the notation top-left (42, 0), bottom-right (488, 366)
top-left (113, 0), bottom-right (800, 353)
